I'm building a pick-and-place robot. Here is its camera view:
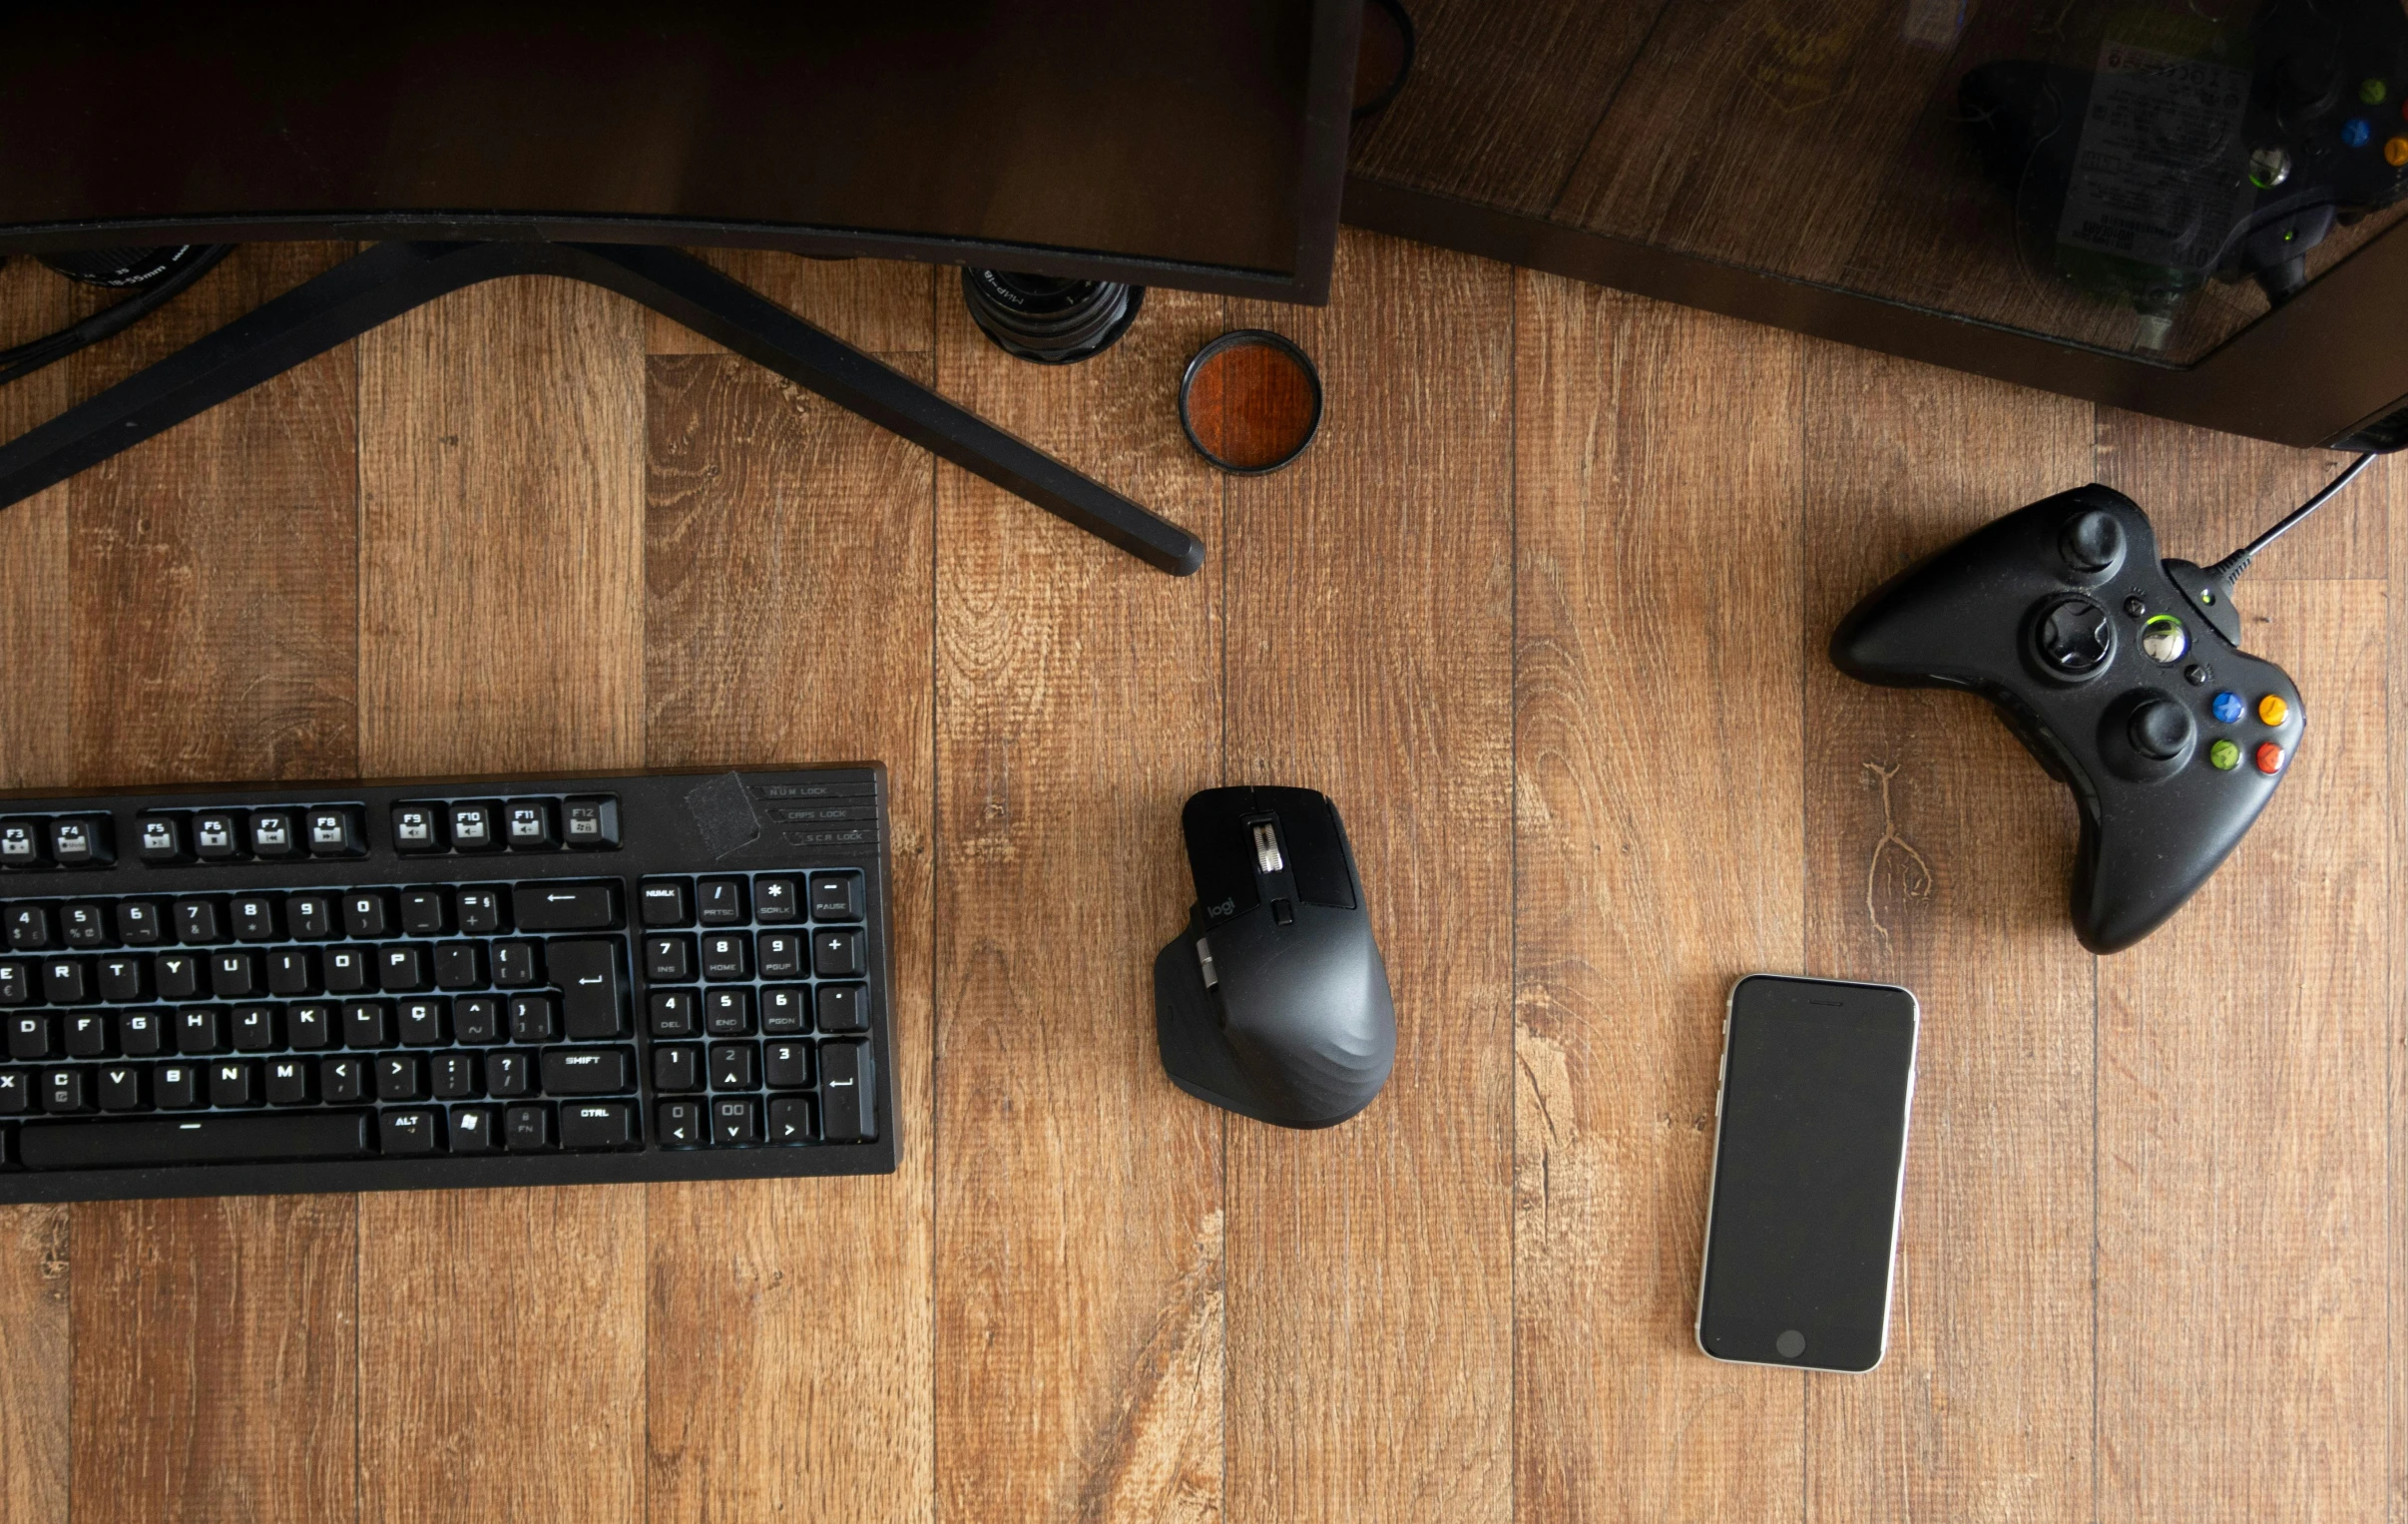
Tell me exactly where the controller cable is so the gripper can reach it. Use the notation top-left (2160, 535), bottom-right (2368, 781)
top-left (0, 245), bottom-right (234, 389)
top-left (2203, 450), bottom-right (2379, 600)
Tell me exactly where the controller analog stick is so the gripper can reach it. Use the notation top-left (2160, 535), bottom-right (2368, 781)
top-left (2126, 697), bottom-right (2195, 762)
top-left (2058, 509), bottom-right (2125, 574)
top-left (2035, 597), bottom-right (2113, 674)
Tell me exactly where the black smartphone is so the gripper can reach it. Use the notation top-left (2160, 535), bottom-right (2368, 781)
top-left (1695, 973), bottom-right (1919, 1373)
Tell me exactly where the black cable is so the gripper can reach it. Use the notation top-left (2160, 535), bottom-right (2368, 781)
top-left (0, 245), bottom-right (234, 388)
top-left (2203, 449), bottom-right (2379, 596)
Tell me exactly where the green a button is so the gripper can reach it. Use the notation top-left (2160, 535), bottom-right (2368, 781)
top-left (2208, 739), bottom-right (2241, 771)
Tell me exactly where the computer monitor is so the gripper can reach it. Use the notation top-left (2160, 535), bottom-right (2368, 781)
top-left (0, 3), bottom-right (1357, 301)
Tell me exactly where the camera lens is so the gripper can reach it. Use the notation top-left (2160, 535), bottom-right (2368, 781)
top-left (1179, 330), bottom-right (1323, 474)
top-left (961, 268), bottom-right (1145, 364)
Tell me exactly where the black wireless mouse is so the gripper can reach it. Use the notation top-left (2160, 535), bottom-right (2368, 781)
top-left (1153, 785), bottom-right (1395, 1128)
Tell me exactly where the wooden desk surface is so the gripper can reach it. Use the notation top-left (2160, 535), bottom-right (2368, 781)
top-left (0, 232), bottom-right (2392, 1523)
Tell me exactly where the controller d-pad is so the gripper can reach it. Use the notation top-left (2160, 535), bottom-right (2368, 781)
top-left (2035, 596), bottom-right (2113, 675)
top-left (2127, 697), bottom-right (2195, 761)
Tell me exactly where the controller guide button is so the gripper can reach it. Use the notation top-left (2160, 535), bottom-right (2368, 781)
top-left (2256, 742), bottom-right (2286, 774)
top-left (2212, 692), bottom-right (2245, 724)
top-left (2257, 694), bottom-right (2290, 727)
top-left (2127, 697), bottom-right (2195, 762)
top-left (2059, 509), bottom-right (2125, 575)
top-left (2036, 597), bottom-right (2113, 674)
top-left (2139, 613), bottom-right (2188, 664)
top-left (2209, 739), bottom-right (2242, 771)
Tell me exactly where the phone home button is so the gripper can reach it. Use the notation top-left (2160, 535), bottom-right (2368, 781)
top-left (1775, 1329), bottom-right (1806, 1359)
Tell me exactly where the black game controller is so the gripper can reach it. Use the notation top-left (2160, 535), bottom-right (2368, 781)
top-left (1962, 0), bottom-right (2408, 326)
top-left (1831, 486), bottom-right (2302, 953)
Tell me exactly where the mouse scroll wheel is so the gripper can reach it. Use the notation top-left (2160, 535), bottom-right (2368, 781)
top-left (1196, 936), bottom-right (1219, 990)
top-left (1251, 821), bottom-right (1284, 874)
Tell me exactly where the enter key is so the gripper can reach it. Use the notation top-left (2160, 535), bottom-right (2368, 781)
top-left (547, 939), bottom-right (627, 1038)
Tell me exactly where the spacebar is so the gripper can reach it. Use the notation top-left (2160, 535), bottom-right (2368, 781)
top-left (19, 1112), bottom-right (372, 1171)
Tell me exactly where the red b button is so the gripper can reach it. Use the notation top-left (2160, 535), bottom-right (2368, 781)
top-left (2254, 742), bottom-right (2285, 774)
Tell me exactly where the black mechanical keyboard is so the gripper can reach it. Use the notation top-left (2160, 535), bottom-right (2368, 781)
top-left (0, 765), bottom-right (896, 1202)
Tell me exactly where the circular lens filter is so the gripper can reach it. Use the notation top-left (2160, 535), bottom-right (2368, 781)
top-left (1179, 330), bottom-right (1323, 474)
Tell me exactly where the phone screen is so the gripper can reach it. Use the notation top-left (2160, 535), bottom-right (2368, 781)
top-left (1696, 974), bottom-right (1918, 1373)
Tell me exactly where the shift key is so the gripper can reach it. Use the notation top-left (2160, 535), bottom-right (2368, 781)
top-left (541, 1046), bottom-right (633, 1095)
top-left (512, 882), bottom-right (619, 931)
top-left (547, 939), bottom-right (627, 1038)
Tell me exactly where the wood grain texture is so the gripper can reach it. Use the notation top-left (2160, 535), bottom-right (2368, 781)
top-left (2097, 409), bottom-right (2383, 582)
top-left (2097, 578), bottom-right (2390, 1519)
top-left (2388, 457), bottom-right (2408, 1524)
top-left (1799, 352), bottom-right (2097, 1521)
top-left (71, 1200), bottom-right (357, 1524)
top-left (0, 1207), bottom-right (68, 1524)
top-left (642, 268), bottom-right (936, 1521)
top-left (354, 274), bottom-right (649, 1524)
top-left (1512, 275), bottom-right (1806, 1522)
top-left (1217, 232), bottom-right (1514, 1524)
top-left (645, 250), bottom-right (934, 358)
top-left (932, 278), bottom-right (1226, 1524)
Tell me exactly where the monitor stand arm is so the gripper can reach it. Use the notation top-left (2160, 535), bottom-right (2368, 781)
top-left (0, 241), bottom-right (1204, 575)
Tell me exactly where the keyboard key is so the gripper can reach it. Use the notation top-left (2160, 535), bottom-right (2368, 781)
top-left (96, 1065), bottom-right (144, 1112)
top-left (757, 933), bottom-right (803, 979)
top-left (117, 1011), bottom-right (166, 1056)
top-left (208, 950), bottom-right (257, 999)
top-left (7, 1014), bottom-right (52, 1059)
top-left (0, 964), bottom-right (26, 1005)
top-left (819, 1042), bottom-right (872, 1142)
top-left (116, 901), bottom-right (164, 945)
top-left (763, 1041), bottom-right (812, 1090)
top-left (40, 959), bottom-right (86, 1005)
top-left (231, 896), bottom-right (279, 942)
top-left (341, 892), bottom-right (392, 940)
top-left (704, 988), bottom-right (753, 1036)
top-left (20, 1111), bottom-right (371, 1170)
top-left (508, 996), bottom-right (558, 1044)
top-left (306, 806), bottom-right (364, 857)
top-left (265, 949), bottom-right (316, 995)
top-left (62, 1013), bottom-right (110, 1058)
top-left (486, 1051), bottom-right (533, 1098)
top-left (399, 890), bottom-right (451, 936)
top-left (539, 1047), bottom-right (632, 1096)
top-left (6, 906), bottom-right (51, 951)
top-left (709, 1043), bottom-right (756, 1091)
top-left (41, 1068), bottom-right (89, 1115)
top-left (174, 898), bottom-right (225, 944)
top-left (808, 872), bottom-right (863, 921)
top-left (397, 999), bottom-right (448, 1046)
top-left (448, 1105), bottom-right (497, 1153)
top-left (492, 942), bottom-right (540, 987)
top-left (697, 878), bottom-right (747, 925)
top-left (343, 1002), bottom-right (393, 1049)
top-left (0, 820), bottom-right (41, 868)
top-left (560, 1102), bottom-right (636, 1151)
top-left (209, 1061), bottom-right (258, 1108)
top-left (287, 896), bottom-right (336, 940)
top-left (430, 1053), bottom-right (478, 1099)
top-left (449, 803), bottom-right (498, 852)
top-left (702, 934), bottom-right (749, 981)
top-left (760, 986), bottom-right (809, 1035)
top-left (379, 1109), bottom-right (439, 1154)
top-left (229, 1005), bottom-right (278, 1051)
top-left (323, 948), bottom-right (369, 993)
top-left (503, 1104), bottom-right (552, 1151)
top-left (456, 889), bottom-right (503, 934)
top-left (49, 817), bottom-right (110, 867)
top-left (320, 1057), bottom-right (365, 1104)
top-left (0, 1072), bottom-right (26, 1113)
top-left (59, 905), bottom-right (107, 947)
top-left (454, 997), bottom-right (502, 1045)
top-left (656, 1099), bottom-right (706, 1148)
top-left (548, 940), bottom-right (624, 1038)
top-left (712, 1098), bottom-right (759, 1147)
top-left (767, 1096), bottom-right (816, 1145)
top-left (135, 814), bottom-right (185, 863)
top-left (512, 882), bottom-right (617, 931)
top-left (378, 945), bottom-right (428, 993)
top-left (816, 984), bottom-right (866, 1033)
top-left (639, 879), bottom-right (691, 927)
top-left (286, 1003), bottom-right (334, 1050)
top-left (644, 935), bottom-right (693, 981)
top-left (392, 803), bottom-right (445, 853)
top-left (176, 1007), bottom-right (222, 1055)
top-left (812, 930), bottom-right (864, 978)
top-left (374, 1055), bottom-right (422, 1101)
top-left (503, 800), bottom-right (557, 849)
top-left (193, 812), bottom-right (243, 860)
top-left (248, 810), bottom-right (298, 859)
top-left (653, 1045), bottom-right (702, 1093)
top-left (561, 796), bottom-right (620, 849)
top-left (264, 1058), bottom-right (314, 1106)
top-left (754, 878), bottom-right (799, 923)
top-left (649, 990), bottom-right (698, 1038)
top-left (155, 954), bottom-right (202, 1001)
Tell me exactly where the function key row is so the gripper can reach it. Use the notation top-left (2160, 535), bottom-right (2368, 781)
top-left (638, 871), bottom-right (863, 928)
top-left (0, 816), bottom-right (114, 870)
top-left (136, 805), bottom-right (365, 865)
top-left (393, 797), bottom-right (619, 854)
top-left (1, 881), bottom-right (617, 951)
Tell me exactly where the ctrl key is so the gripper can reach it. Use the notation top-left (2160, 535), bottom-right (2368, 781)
top-left (560, 1101), bottom-right (638, 1151)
